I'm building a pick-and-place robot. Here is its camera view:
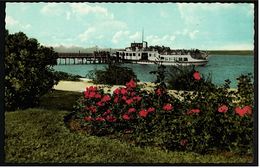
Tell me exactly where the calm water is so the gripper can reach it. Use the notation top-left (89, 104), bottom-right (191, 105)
top-left (54, 55), bottom-right (254, 88)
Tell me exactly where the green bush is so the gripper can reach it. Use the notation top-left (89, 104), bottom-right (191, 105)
top-left (5, 30), bottom-right (58, 110)
top-left (72, 72), bottom-right (253, 154)
top-left (53, 71), bottom-right (82, 81)
top-left (86, 64), bottom-right (137, 85)
top-left (166, 65), bottom-right (215, 91)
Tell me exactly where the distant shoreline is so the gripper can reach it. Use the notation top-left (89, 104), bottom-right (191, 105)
top-left (207, 50), bottom-right (253, 55)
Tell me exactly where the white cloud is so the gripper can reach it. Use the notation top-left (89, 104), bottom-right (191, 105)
top-left (177, 3), bottom-right (236, 26)
top-left (160, 10), bottom-right (169, 18)
top-left (189, 30), bottom-right (199, 39)
top-left (66, 12), bottom-right (71, 20)
top-left (5, 16), bottom-right (18, 26)
top-left (96, 20), bottom-right (127, 30)
top-left (22, 24), bottom-right (31, 30)
top-left (78, 27), bottom-right (96, 41)
top-left (112, 31), bottom-right (130, 44)
top-left (70, 3), bottom-right (109, 17)
top-left (146, 34), bottom-right (176, 46)
top-left (129, 32), bottom-right (141, 41)
top-left (5, 15), bottom-right (32, 30)
top-left (41, 3), bottom-right (63, 16)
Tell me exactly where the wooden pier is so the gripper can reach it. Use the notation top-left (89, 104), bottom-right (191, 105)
top-left (57, 51), bottom-right (114, 65)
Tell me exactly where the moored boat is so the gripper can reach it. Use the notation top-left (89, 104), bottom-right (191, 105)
top-left (113, 41), bottom-right (208, 66)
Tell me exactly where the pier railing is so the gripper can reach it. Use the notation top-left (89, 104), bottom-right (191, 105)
top-left (57, 51), bottom-right (112, 65)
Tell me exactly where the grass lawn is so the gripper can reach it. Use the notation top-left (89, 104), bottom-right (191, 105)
top-left (4, 90), bottom-right (254, 164)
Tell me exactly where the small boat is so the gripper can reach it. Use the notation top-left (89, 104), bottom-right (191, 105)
top-left (113, 41), bottom-right (208, 66)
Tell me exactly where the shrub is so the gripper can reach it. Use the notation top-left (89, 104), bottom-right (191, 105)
top-left (166, 65), bottom-right (215, 91)
top-left (5, 30), bottom-right (58, 110)
top-left (72, 72), bottom-right (254, 154)
top-left (53, 71), bottom-right (82, 81)
top-left (86, 63), bottom-right (137, 85)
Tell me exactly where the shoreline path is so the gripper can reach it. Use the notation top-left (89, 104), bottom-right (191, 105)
top-left (53, 78), bottom-right (237, 101)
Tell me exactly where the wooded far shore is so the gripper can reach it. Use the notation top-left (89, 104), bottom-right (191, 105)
top-left (207, 50), bottom-right (253, 55)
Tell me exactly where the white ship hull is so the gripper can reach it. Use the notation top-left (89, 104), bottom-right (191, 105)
top-left (114, 41), bottom-right (209, 66)
top-left (135, 60), bottom-right (208, 66)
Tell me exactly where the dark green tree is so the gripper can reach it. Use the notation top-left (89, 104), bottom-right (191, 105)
top-left (5, 30), bottom-right (59, 110)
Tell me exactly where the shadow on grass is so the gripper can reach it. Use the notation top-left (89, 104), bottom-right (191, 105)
top-left (38, 90), bottom-right (82, 112)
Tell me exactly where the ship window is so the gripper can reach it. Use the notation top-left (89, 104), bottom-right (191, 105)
top-left (179, 58), bottom-right (182, 61)
top-left (161, 57), bottom-right (164, 60)
top-left (129, 53), bottom-right (132, 56)
top-left (184, 58), bottom-right (188, 61)
top-left (149, 54), bottom-right (151, 57)
top-left (126, 53), bottom-right (128, 56)
top-left (138, 53), bottom-right (140, 56)
top-left (133, 53), bottom-right (136, 56)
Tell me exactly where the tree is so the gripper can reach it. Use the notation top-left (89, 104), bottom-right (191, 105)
top-left (5, 30), bottom-right (59, 110)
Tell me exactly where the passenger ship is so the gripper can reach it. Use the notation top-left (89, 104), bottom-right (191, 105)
top-left (114, 41), bottom-right (208, 66)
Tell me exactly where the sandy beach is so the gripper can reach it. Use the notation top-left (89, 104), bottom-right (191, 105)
top-left (53, 78), bottom-right (156, 93)
top-left (53, 78), bottom-right (186, 100)
top-left (53, 78), bottom-right (237, 101)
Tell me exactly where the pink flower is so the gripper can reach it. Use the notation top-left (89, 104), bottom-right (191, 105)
top-left (84, 116), bottom-right (93, 121)
top-left (106, 116), bottom-right (117, 122)
top-left (131, 92), bottom-right (136, 97)
top-left (193, 71), bottom-right (201, 80)
top-left (163, 104), bottom-right (173, 111)
top-left (126, 79), bottom-right (136, 88)
top-left (95, 93), bottom-right (102, 99)
top-left (96, 101), bottom-right (104, 107)
top-left (95, 117), bottom-right (105, 122)
top-left (113, 88), bottom-right (120, 95)
top-left (122, 96), bottom-right (127, 101)
top-left (180, 139), bottom-right (188, 146)
top-left (155, 88), bottom-right (162, 96)
top-left (122, 114), bottom-right (131, 120)
top-left (101, 95), bottom-right (111, 102)
top-left (187, 109), bottom-right (200, 115)
top-left (218, 105), bottom-right (228, 113)
top-left (88, 86), bottom-right (97, 92)
top-left (121, 88), bottom-right (128, 95)
top-left (126, 99), bottom-right (134, 105)
top-left (235, 105), bottom-right (252, 117)
top-left (114, 97), bottom-right (119, 103)
top-left (86, 106), bottom-right (97, 113)
top-left (244, 105), bottom-right (253, 115)
top-left (89, 92), bottom-right (96, 98)
top-left (103, 109), bottom-right (111, 116)
top-left (128, 108), bottom-right (136, 113)
top-left (133, 96), bottom-right (142, 102)
top-left (139, 109), bottom-right (149, 118)
top-left (84, 91), bottom-right (89, 98)
top-left (147, 107), bottom-right (155, 113)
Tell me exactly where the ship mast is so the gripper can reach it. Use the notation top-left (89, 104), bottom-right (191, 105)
top-left (142, 28), bottom-right (144, 42)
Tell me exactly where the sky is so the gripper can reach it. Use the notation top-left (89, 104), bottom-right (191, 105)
top-left (5, 2), bottom-right (254, 50)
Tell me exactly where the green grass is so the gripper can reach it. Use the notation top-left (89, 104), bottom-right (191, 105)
top-left (4, 90), bottom-right (254, 164)
top-left (5, 109), bottom-right (253, 164)
top-left (39, 90), bottom-right (82, 111)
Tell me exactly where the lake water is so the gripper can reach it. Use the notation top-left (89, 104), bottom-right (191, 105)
top-left (54, 55), bottom-right (254, 88)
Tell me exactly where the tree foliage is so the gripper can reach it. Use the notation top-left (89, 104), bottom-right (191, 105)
top-left (5, 30), bottom-right (59, 110)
